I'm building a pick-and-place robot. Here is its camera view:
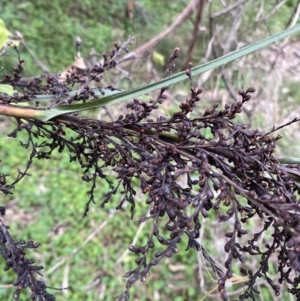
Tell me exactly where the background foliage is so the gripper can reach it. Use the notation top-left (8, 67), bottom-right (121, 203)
top-left (1, 0), bottom-right (300, 300)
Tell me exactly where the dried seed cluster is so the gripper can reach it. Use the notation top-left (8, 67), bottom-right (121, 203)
top-left (1, 45), bottom-right (300, 301)
top-left (0, 210), bottom-right (55, 300)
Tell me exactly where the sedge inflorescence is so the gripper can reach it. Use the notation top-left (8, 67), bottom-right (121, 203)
top-left (1, 44), bottom-right (300, 300)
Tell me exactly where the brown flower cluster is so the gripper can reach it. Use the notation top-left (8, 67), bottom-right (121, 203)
top-left (1, 46), bottom-right (300, 301)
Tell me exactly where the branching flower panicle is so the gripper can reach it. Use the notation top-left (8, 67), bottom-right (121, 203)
top-left (1, 43), bottom-right (300, 301)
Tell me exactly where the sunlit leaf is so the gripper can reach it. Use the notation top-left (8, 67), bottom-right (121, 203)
top-left (0, 84), bottom-right (14, 96)
top-left (0, 18), bottom-right (19, 48)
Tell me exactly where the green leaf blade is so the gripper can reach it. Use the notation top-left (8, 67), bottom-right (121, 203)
top-left (9, 24), bottom-right (300, 122)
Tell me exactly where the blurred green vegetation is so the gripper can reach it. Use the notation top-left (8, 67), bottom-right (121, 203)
top-left (1, 0), bottom-right (189, 76)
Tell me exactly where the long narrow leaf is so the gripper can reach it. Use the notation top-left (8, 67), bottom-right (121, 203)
top-left (6, 24), bottom-right (300, 122)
